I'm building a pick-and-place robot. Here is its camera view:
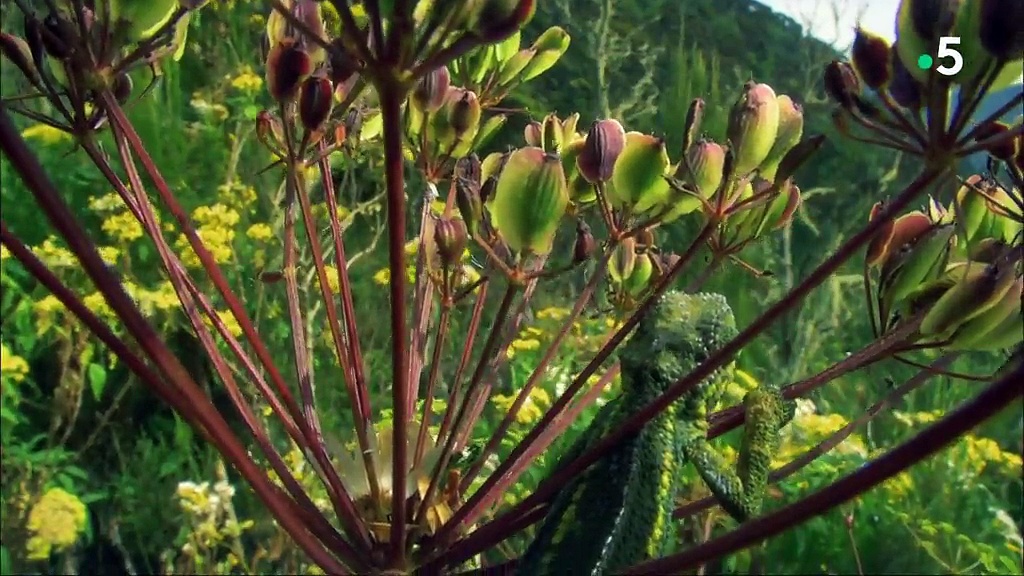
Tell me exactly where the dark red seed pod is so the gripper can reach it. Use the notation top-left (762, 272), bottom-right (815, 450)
top-left (299, 75), bottom-right (334, 132)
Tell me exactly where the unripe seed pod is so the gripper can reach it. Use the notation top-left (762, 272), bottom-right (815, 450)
top-left (577, 119), bottom-right (626, 184)
top-left (256, 110), bottom-right (286, 154)
top-left (823, 60), bottom-right (861, 109)
top-left (727, 82), bottom-right (780, 175)
top-left (635, 227), bottom-right (655, 253)
top-left (0, 32), bottom-right (42, 88)
top-left (851, 27), bottom-right (892, 89)
top-left (757, 95), bottom-right (803, 181)
top-left (449, 89), bottom-right (481, 138)
top-left (524, 121), bottom-right (543, 147)
top-left (299, 76), bottom-right (334, 132)
top-left (979, 0), bottom-right (1024, 62)
top-left (888, 43), bottom-right (923, 109)
top-left (470, 0), bottom-right (536, 43)
top-left (434, 218), bottom-right (469, 268)
top-left (266, 39), bottom-right (314, 103)
top-left (412, 66), bottom-right (451, 113)
top-left (112, 73), bottom-right (134, 105)
top-left (973, 121), bottom-right (1017, 161)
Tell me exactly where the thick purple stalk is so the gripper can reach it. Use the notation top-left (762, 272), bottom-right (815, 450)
top-left (378, 78), bottom-right (412, 559)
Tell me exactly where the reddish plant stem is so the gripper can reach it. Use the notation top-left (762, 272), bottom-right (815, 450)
top-left (415, 303), bottom-right (451, 467)
top-left (378, 79), bottom-right (412, 558)
top-left (428, 221), bottom-right (716, 550)
top-left (623, 362), bottom-right (1022, 574)
top-left (0, 108), bottom-right (350, 574)
top-left (674, 355), bottom-right (955, 520)
top-left (408, 199), bottom-right (439, 417)
top-left (107, 124), bottom-right (357, 556)
top-left (708, 316), bottom-right (923, 436)
top-left (431, 363), bottom-right (621, 568)
top-left (97, 93), bottom-right (321, 460)
top-left (460, 248), bottom-right (614, 492)
top-left (318, 141), bottom-right (371, 420)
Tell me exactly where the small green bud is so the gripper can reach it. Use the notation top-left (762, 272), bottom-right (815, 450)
top-left (727, 82), bottom-right (781, 175)
top-left (489, 147), bottom-right (569, 255)
top-left (577, 119), bottom-right (626, 184)
top-left (609, 237), bottom-right (638, 283)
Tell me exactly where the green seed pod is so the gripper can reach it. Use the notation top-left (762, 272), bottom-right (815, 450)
top-left (766, 180), bottom-right (802, 231)
top-left (449, 89), bottom-right (482, 139)
top-left (880, 222), bottom-right (955, 307)
top-left (623, 250), bottom-right (655, 297)
top-left (726, 82), bottom-right (781, 176)
top-left (757, 95), bottom-right (803, 182)
top-left (609, 132), bottom-right (671, 213)
top-left (872, 210), bottom-right (934, 270)
top-left (865, 202), bottom-right (897, 268)
top-left (489, 147), bottom-right (569, 255)
top-left (948, 275), bottom-right (1023, 350)
top-left (920, 261), bottom-right (1018, 336)
top-left (495, 48), bottom-right (536, 86)
top-left (577, 119), bottom-right (626, 184)
top-left (675, 138), bottom-right (726, 197)
top-left (116, 0), bottom-right (178, 41)
top-left (851, 27), bottom-right (893, 89)
top-left (608, 237), bottom-right (638, 284)
top-left (519, 26), bottom-right (570, 81)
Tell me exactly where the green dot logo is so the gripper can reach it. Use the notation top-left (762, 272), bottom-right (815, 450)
top-left (917, 54), bottom-right (934, 70)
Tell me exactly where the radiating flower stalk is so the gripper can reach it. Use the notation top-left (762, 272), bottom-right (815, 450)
top-left (1, 0), bottom-right (1022, 574)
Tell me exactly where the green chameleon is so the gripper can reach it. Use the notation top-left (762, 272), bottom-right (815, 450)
top-left (519, 291), bottom-right (795, 575)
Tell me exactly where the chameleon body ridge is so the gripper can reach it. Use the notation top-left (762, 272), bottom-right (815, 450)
top-left (518, 292), bottom-right (795, 575)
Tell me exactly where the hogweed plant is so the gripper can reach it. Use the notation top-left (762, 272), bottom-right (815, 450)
top-left (1, 0), bottom-right (1022, 573)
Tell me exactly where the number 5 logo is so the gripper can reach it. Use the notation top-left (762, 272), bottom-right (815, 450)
top-left (936, 36), bottom-right (963, 76)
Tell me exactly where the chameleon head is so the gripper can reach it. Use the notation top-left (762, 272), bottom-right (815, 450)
top-left (618, 291), bottom-right (739, 392)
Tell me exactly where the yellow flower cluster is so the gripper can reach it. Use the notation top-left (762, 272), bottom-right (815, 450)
top-left (491, 386), bottom-right (552, 425)
top-left (216, 181), bottom-right (258, 211)
top-left (101, 210), bottom-right (145, 243)
top-left (25, 487), bottom-right (88, 560)
top-left (176, 204), bottom-right (240, 268)
top-left (229, 66), bottom-right (263, 93)
top-left (1, 342), bottom-right (29, 384)
top-left (505, 327), bottom-right (543, 361)
top-left (32, 238), bottom-right (77, 269)
top-left (245, 223), bottom-right (274, 242)
top-left (175, 475), bottom-right (254, 560)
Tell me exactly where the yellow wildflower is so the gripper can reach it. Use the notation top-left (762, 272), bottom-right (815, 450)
top-left (88, 193), bottom-right (125, 213)
top-left (213, 310), bottom-right (243, 339)
top-left (505, 336), bottom-right (542, 360)
top-left (20, 123), bottom-right (70, 146)
top-left (1, 245), bottom-right (9, 261)
top-left (1, 342), bottom-right (30, 383)
top-left (323, 265), bottom-right (341, 293)
top-left (491, 386), bottom-right (550, 425)
top-left (102, 211), bottom-right (144, 243)
top-left (192, 204), bottom-right (240, 229)
top-left (25, 488), bottom-right (88, 560)
top-left (33, 237), bottom-right (77, 269)
top-left (230, 66), bottom-right (264, 93)
top-left (83, 292), bottom-right (116, 321)
top-left (246, 223), bottom-right (274, 242)
top-left (536, 306), bottom-right (570, 321)
top-left (373, 267), bottom-right (391, 286)
top-left (97, 246), bottom-right (120, 265)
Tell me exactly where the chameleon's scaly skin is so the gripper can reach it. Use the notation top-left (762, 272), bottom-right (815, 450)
top-left (519, 292), bottom-right (795, 575)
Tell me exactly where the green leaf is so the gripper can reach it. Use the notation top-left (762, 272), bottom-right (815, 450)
top-left (88, 363), bottom-right (107, 400)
